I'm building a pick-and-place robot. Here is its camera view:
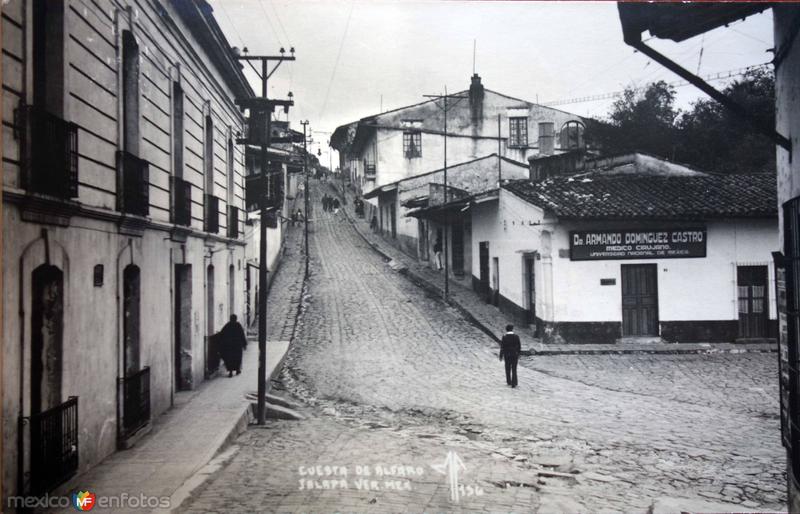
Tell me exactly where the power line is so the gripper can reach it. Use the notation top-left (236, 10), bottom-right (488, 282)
top-left (318, 3), bottom-right (354, 120)
top-left (257, 0), bottom-right (283, 48)
top-left (216, 1), bottom-right (246, 46)
top-left (267, 0), bottom-right (293, 47)
top-left (542, 63), bottom-right (770, 107)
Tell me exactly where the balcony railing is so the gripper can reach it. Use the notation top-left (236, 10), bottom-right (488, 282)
top-left (117, 151), bottom-right (150, 216)
top-left (227, 205), bottom-right (239, 238)
top-left (119, 367), bottom-right (150, 441)
top-left (15, 104), bottom-right (79, 199)
top-left (24, 396), bottom-right (79, 495)
top-left (171, 177), bottom-right (192, 226)
top-left (204, 194), bottom-right (220, 233)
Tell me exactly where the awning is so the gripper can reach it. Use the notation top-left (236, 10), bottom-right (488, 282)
top-left (363, 183), bottom-right (397, 200)
top-left (407, 189), bottom-right (498, 222)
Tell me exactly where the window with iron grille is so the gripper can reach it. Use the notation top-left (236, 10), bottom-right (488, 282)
top-left (508, 117), bottom-right (528, 148)
top-left (171, 176), bottom-right (192, 226)
top-left (560, 120), bottom-right (585, 150)
top-left (117, 151), bottom-right (149, 216)
top-left (403, 131), bottom-right (421, 158)
top-left (227, 205), bottom-right (239, 238)
top-left (15, 105), bottom-right (79, 199)
top-left (204, 194), bottom-right (220, 233)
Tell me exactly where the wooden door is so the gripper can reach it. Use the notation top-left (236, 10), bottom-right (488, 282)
top-left (478, 242), bottom-right (489, 295)
top-left (452, 222), bottom-right (464, 275)
top-left (525, 257), bottom-right (536, 325)
top-left (738, 265), bottom-right (769, 338)
top-left (621, 264), bottom-right (659, 336)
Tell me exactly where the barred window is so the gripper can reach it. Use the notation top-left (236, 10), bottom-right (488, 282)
top-left (560, 120), bottom-right (585, 150)
top-left (509, 117), bottom-right (528, 148)
top-left (403, 131), bottom-right (421, 158)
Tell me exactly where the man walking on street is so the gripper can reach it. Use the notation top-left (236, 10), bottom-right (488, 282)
top-left (499, 324), bottom-right (521, 388)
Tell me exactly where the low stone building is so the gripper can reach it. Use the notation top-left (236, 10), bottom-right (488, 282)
top-left (469, 153), bottom-right (778, 343)
top-left (2, 0), bottom-right (252, 501)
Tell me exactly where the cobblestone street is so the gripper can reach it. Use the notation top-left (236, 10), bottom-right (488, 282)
top-left (180, 181), bottom-right (786, 513)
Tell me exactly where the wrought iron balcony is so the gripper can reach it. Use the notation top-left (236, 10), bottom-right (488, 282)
top-left (204, 194), bottom-right (220, 233)
top-left (15, 104), bottom-right (79, 199)
top-left (171, 177), bottom-right (192, 226)
top-left (119, 367), bottom-right (150, 442)
top-left (228, 205), bottom-right (239, 238)
top-left (24, 396), bottom-right (79, 495)
top-left (117, 151), bottom-right (150, 216)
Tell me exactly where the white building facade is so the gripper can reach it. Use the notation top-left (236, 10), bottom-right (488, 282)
top-left (471, 154), bottom-right (779, 343)
top-left (2, 0), bottom-right (251, 501)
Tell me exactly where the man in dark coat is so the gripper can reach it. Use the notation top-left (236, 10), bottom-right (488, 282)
top-left (499, 324), bottom-right (521, 388)
top-left (219, 314), bottom-right (247, 377)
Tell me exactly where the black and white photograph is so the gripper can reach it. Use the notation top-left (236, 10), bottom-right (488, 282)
top-left (0, 0), bottom-right (798, 512)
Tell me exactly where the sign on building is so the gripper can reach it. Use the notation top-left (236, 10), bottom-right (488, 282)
top-left (570, 228), bottom-right (706, 261)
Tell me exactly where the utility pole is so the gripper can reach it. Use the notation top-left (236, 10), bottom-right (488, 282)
top-left (301, 120), bottom-right (310, 277)
top-left (235, 48), bottom-right (295, 426)
top-left (497, 114), bottom-right (502, 186)
top-left (423, 87), bottom-right (468, 302)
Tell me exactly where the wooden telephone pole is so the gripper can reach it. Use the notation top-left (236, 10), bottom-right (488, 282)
top-left (422, 87), bottom-right (467, 302)
top-left (235, 49), bottom-right (295, 425)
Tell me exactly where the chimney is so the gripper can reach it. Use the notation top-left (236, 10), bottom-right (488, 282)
top-left (469, 74), bottom-right (484, 122)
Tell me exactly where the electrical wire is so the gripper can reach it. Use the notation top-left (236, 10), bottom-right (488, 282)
top-left (257, 0), bottom-right (284, 48)
top-left (267, 0), bottom-right (293, 47)
top-left (318, 3), bottom-right (354, 120)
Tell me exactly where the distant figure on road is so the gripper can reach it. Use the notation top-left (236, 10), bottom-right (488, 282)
top-left (219, 315), bottom-right (248, 377)
top-left (433, 238), bottom-right (443, 270)
top-left (332, 197), bottom-right (340, 213)
top-left (370, 215), bottom-right (378, 231)
top-left (499, 324), bottom-right (521, 388)
top-left (296, 208), bottom-right (304, 222)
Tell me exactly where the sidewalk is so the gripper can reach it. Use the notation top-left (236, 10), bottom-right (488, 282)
top-left (330, 181), bottom-right (776, 357)
top-left (50, 226), bottom-right (307, 513)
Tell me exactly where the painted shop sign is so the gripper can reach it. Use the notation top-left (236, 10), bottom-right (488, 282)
top-left (570, 228), bottom-right (706, 261)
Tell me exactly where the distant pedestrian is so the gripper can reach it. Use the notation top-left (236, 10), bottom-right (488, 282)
top-left (433, 238), bottom-right (443, 270)
top-left (291, 210), bottom-right (298, 226)
top-left (219, 315), bottom-right (248, 377)
top-left (296, 208), bottom-right (304, 222)
top-left (323, 195), bottom-right (330, 212)
top-left (332, 197), bottom-right (340, 213)
top-left (370, 215), bottom-right (378, 231)
top-left (499, 324), bottom-right (521, 388)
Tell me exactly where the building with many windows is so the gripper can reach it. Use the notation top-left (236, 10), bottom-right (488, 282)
top-left (1, 0), bottom-right (252, 501)
top-left (330, 74), bottom-right (588, 212)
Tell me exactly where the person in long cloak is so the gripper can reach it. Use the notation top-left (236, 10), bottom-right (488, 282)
top-left (219, 314), bottom-right (247, 377)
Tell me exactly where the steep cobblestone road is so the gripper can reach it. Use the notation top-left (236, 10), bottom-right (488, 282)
top-left (181, 181), bottom-right (785, 513)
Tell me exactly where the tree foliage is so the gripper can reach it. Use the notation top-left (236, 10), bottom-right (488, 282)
top-left (585, 70), bottom-right (775, 174)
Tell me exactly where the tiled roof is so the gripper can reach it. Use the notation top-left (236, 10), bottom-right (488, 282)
top-left (503, 172), bottom-right (776, 220)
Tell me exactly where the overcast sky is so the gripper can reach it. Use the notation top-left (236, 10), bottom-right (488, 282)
top-left (211, 0), bottom-right (774, 165)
